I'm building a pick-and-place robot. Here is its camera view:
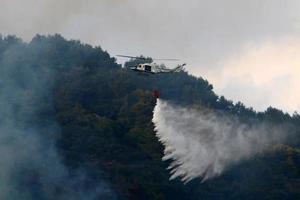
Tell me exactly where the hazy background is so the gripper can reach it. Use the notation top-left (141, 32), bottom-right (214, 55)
top-left (1, 0), bottom-right (300, 113)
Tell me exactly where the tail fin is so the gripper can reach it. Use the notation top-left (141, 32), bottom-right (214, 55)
top-left (173, 63), bottom-right (186, 72)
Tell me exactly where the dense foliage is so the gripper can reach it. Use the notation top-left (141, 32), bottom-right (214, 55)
top-left (1, 34), bottom-right (300, 199)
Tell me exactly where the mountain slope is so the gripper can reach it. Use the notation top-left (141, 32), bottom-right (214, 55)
top-left (1, 34), bottom-right (300, 200)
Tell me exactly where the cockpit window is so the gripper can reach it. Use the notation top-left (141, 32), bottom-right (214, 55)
top-left (145, 65), bottom-right (151, 72)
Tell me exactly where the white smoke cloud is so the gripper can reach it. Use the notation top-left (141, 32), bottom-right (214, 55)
top-left (0, 40), bottom-right (117, 199)
top-left (153, 99), bottom-right (291, 183)
top-left (206, 37), bottom-right (300, 113)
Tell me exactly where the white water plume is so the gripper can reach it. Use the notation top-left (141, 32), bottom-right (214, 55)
top-left (152, 99), bottom-right (290, 183)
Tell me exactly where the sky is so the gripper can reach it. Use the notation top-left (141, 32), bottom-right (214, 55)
top-left (1, 0), bottom-right (300, 113)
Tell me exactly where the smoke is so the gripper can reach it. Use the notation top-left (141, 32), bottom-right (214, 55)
top-left (0, 41), bottom-right (117, 199)
top-left (153, 99), bottom-right (291, 183)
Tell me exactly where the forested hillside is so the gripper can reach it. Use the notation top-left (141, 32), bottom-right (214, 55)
top-left (1, 34), bottom-right (300, 200)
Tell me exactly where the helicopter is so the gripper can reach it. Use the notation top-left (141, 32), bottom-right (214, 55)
top-left (117, 55), bottom-right (186, 74)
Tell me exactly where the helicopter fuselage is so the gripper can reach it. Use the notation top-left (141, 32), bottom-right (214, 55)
top-left (130, 63), bottom-right (185, 74)
top-left (130, 63), bottom-right (157, 74)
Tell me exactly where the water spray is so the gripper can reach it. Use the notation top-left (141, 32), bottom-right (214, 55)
top-left (152, 99), bottom-right (290, 183)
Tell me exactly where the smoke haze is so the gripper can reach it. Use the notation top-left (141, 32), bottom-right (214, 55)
top-left (0, 39), bottom-right (116, 199)
top-left (153, 100), bottom-right (291, 183)
top-left (1, 0), bottom-right (300, 112)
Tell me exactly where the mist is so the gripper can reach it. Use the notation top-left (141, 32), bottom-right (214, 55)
top-left (153, 99), bottom-right (292, 183)
top-left (0, 38), bottom-right (117, 199)
top-left (1, 0), bottom-right (300, 112)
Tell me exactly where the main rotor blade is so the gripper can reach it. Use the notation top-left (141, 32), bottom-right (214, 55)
top-left (116, 55), bottom-right (180, 61)
top-left (152, 58), bottom-right (180, 61)
top-left (116, 55), bottom-right (147, 60)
